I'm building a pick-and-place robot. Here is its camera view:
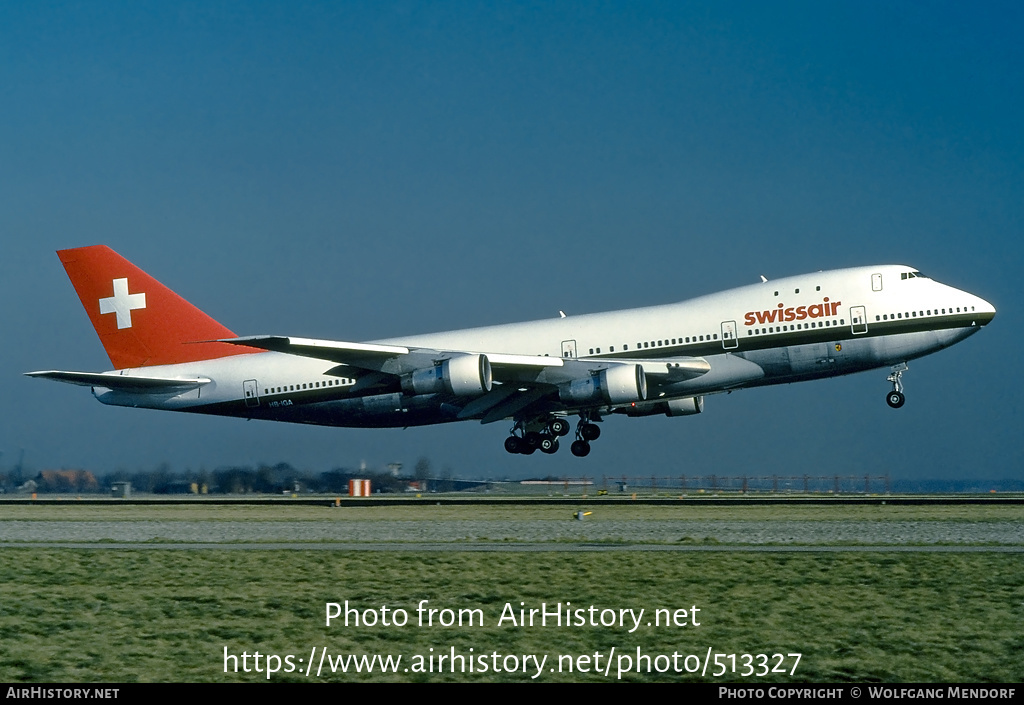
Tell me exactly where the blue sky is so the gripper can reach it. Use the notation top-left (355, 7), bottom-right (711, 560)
top-left (2, 2), bottom-right (1021, 481)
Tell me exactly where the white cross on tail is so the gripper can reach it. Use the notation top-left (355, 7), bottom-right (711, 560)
top-left (99, 278), bottom-right (146, 329)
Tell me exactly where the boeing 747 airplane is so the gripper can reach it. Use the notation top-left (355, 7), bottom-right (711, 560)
top-left (28, 246), bottom-right (995, 457)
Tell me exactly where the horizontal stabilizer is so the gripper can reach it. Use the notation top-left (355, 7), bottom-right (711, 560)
top-left (25, 370), bottom-right (211, 391)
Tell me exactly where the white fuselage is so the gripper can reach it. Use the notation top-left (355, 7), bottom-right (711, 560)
top-left (91, 265), bottom-right (996, 428)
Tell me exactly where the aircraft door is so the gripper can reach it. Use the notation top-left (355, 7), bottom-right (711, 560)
top-left (872, 273), bottom-right (882, 291)
top-left (850, 306), bottom-right (868, 335)
top-left (243, 379), bottom-right (260, 407)
top-left (720, 320), bottom-right (738, 349)
top-left (561, 340), bottom-right (577, 359)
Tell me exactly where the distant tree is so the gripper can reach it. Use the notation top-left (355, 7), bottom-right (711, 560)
top-left (414, 457), bottom-right (431, 479)
top-left (256, 464), bottom-right (276, 493)
top-left (150, 462), bottom-right (173, 492)
top-left (318, 469), bottom-right (354, 493)
top-left (438, 466), bottom-right (454, 493)
top-left (369, 472), bottom-right (409, 494)
top-left (269, 462), bottom-right (301, 492)
top-left (1, 465), bottom-right (25, 492)
top-left (413, 456), bottom-right (432, 492)
top-left (214, 466), bottom-right (256, 494)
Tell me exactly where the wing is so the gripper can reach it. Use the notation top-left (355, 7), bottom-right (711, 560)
top-left (220, 335), bottom-right (567, 421)
top-left (220, 335), bottom-right (562, 376)
top-left (219, 335), bottom-right (711, 423)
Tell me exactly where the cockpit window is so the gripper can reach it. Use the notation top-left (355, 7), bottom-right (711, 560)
top-left (900, 271), bottom-right (928, 280)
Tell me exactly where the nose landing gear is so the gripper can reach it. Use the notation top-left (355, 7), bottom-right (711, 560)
top-left (886, 363), bottom-right (908, 409)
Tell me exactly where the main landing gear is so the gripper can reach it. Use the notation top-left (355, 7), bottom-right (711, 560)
top-left (504, 417), bottom-right (571, 455)
top-left (503, 414), bottom-right (602, 457)
top-left (570, 412), bottom-right (602, 458)
top-left (886, 362), bottom-right (908, 409)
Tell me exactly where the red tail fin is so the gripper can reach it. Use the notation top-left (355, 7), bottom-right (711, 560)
top-left (58, 246), bottom-right (250, 369)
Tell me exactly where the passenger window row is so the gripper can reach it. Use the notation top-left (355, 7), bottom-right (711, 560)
top-left (876, 305), bottom-right (975, 322)
top-left (746, 319), bottom-right (845, 336)
top-left (587, 333), bottom-right (720, 356)
top-left (264, 377), bottom-right (355, 395)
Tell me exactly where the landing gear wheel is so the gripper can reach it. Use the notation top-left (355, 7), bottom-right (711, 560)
top-left (504, 436), bottom-right (522, 454)
top-left (549, 418), bottom-right (570, 437)
top-left (886, 391), bottom-right (905, 409)
top-left (886, 363), bottom-right (908, 409)
top-left (520, 444), bottom-right (536, 455)
top-left (570, 440), bottom-right (591, 457)
top-left (580, 423), bottom-right (601, 441)
top-left (524, 431), bottom-right (542, 448)
top-left (540, 438), bottom-right (559, 454)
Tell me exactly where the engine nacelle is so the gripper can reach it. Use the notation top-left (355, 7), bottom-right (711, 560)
top-left (402, 354), bottom-right (493, 396)
top-left (619, 396), bottom-right (704, 417)
top-left (665, 395), bottom-right (703, 416)
top-left (559, 364), bottom-right (647, 405)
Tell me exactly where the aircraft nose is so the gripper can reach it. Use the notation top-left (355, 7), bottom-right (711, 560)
top-left (974, 296), bottom-right (996, 325)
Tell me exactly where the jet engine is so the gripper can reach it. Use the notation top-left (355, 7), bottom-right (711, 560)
top-left (559, 364), bottom-right (647, 405)
top-left (401, 354), bottom-right (492, 396)
top-left (618, 396), bottom-right (704, 417)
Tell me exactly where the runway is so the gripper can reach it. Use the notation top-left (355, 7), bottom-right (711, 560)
top-left (3, 543), bottom-right (1022, 552)
top-left (5, 500), bottom-right (1020, 552)
top-left (3, 515), bottom-right (1022, 545)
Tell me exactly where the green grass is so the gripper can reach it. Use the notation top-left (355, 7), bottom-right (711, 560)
top-left (0, 550), bottom-right (1020, 682)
